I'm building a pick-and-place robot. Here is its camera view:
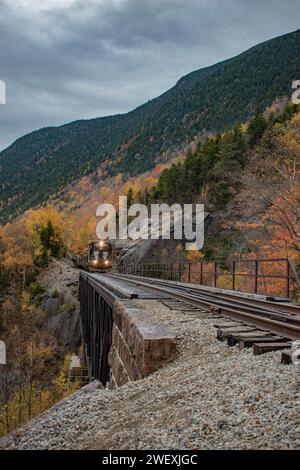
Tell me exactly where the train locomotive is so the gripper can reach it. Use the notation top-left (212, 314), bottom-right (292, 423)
top-left (78, 240), bottom-right (112, 272)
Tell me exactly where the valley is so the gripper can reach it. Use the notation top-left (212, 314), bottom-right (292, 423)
top-left (0, 26), bottom-right (299, 452)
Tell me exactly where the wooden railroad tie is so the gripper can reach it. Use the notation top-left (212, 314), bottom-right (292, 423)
top-left (238, 335), bottom-right (284, 350)
top-left (281, 350), bottom-right (294, 364)
top-left (217, 327), bottom-right (257, 342)
top-left (227, 330), bottom-right (284, 349)
top-left (252, 342), bottom-right (291, 356)
top-left (213, 319), bottom-right (293, 360)
top-left (214, 322), bottom-right (243, 329)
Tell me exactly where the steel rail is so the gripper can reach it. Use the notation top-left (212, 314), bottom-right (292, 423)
top-left (109, 273), bottom-right (300, 317)
top-left (125, 278), bottom-right (300, 324)
top-left (126, 275), bottom-right (300, 316)
top-left (105, 273), bottom-right (300, 340)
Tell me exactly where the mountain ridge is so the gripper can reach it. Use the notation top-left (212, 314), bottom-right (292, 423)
top-left (1, 29), bottom-right (300, 223)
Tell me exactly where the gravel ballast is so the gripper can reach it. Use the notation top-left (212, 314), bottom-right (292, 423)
top-left (1, 300), bottom-right (299, 450)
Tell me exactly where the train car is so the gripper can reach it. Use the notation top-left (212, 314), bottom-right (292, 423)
top-left (78, 240), bottom-right (112, 272)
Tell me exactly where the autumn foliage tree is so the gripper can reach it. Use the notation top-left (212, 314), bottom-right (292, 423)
top-left (250, 114), bottom-right (300, 259)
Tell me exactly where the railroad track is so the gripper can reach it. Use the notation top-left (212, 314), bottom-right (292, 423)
top-left (118, 275), bottom-right (300, 314)
top-left (105, 273), bottom-right (300, 353)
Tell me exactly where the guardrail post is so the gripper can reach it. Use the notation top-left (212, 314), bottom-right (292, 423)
top-left (254, 260), bottom-right (258, 294)
top-left (214, 262), bottom-right (217, 287)
top-left (287, 259), bottom-right (290, 298)
top-left (232, 261), bottom-right (236, 291)
top-left (200, 262), bottom-right (203, 285)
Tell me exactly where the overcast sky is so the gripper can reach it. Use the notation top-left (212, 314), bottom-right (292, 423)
top-left (0, 0), bottom-right (299, 150)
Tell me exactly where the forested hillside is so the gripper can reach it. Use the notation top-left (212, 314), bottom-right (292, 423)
top-left (1, 100), bottom-right (299, 436)
top-left (1, 30), bottom-right (300, 223)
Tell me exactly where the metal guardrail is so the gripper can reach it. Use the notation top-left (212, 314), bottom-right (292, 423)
top-left (119, 258), bottom-right (300, 299)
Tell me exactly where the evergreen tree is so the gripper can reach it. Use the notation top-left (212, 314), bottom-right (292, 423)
top-left (38, 221), bottom-right (63, 262)
top-left (200, 136), bottom-right (221, 183)
top-left (156, 164), bottom-right (181, 203)
top-left (248, 108), bottom-right (267, 147)
top-left (150, 122), bottom-right (248, 210)
top-left (212, 132), bottom-right (243, 206)
top-left (127, 187), bottom-right (134, 208)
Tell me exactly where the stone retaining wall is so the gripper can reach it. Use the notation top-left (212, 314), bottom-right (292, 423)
top-left (108, 300), bottom-right (177, 388)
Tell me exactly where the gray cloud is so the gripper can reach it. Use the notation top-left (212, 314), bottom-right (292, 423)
top-left (0, 0), bottom-right (299, 150)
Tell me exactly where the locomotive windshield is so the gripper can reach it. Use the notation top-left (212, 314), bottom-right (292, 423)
top-left (92, 248), bottom-right (109, 260)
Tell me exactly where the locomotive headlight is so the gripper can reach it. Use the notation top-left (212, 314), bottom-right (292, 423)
top-left (93, 260), bottom-right (98, 265)
top-left (104, 260), bottom-right (109, 265)
top-left (99, 240), bottom-right (104, 248)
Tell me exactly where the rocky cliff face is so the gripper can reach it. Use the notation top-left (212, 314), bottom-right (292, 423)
top-left (110, 212), bottom-right (221, 268)
top-left (37, 259), bottom-right (81, 352)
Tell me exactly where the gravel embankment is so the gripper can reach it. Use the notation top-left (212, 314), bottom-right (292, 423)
top-left (1, 300), bottom-right (299, 450)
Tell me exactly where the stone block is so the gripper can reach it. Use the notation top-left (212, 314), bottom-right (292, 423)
top-left (110, 300), bottom-right (177, 387)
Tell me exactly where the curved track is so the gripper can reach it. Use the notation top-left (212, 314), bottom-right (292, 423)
top-left (106, 273), bottom-right (300, 340)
